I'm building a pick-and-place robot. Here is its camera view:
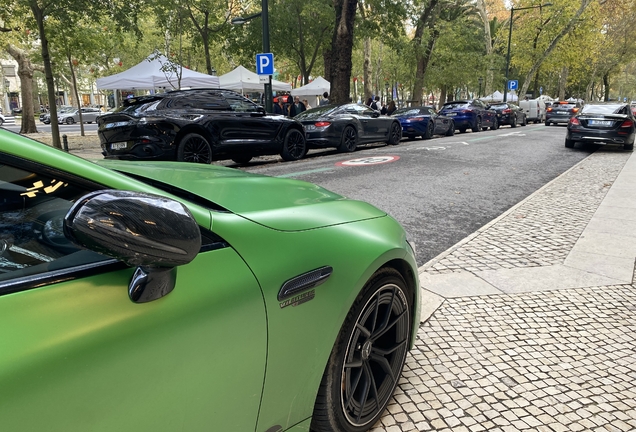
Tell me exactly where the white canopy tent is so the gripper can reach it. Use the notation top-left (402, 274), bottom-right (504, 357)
top-left (218, 66), bottom-right (292, 93)
top-left (290, 76), bottom-right (330, 96)
top-left (96, 54), bottom-right (220, 90)
top-left (480, 90), bottom-right (518, 102)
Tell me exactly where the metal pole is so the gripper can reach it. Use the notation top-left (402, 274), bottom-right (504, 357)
top-left (503, 8), bottom-right (513, 103)
top-left (262, 0), bottom-right (273, 113)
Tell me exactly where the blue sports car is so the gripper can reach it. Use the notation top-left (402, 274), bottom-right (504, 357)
top-left (391, 106), bottom-right (455, 140)
top-left (439, 100), bottom-right (497, 133)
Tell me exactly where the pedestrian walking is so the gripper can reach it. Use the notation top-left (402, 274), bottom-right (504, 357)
top-left (289, 97), bottom-right (306, 117)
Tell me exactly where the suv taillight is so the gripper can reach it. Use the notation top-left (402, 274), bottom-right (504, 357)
top-left (621, 119), bottom-right (634, 128)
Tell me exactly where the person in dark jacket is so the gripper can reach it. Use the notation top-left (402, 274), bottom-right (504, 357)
top-left (289, 97), bottom-right (306, 117)
top-left (386, 100), bottom-right (397, 115)
top-left (273, 99), bottom-right (287, 116)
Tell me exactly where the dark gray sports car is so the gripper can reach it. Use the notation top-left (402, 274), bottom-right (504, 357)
top-left (295, 104), bottom-right (402, 152)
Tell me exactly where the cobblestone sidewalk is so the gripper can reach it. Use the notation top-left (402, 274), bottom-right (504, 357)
top-left (376, 151), bottom-right (636, 431)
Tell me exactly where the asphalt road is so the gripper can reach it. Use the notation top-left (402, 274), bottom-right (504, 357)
top-left (237, 124), bottom-right (595, 266)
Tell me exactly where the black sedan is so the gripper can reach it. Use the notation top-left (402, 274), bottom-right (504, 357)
top-left (565, 103), bottom-right (634, 151)
top-left (295, 104), bottom-right (402, 152)
top-left (489, 102), bottom-right (527, 128)
top-left (97, 89), bottom-right (307, 164)
top-left (391, 106), bottom-right (455, 139)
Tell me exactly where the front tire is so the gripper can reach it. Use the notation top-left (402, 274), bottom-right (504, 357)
top-left (445, 121), bottom-right (455, 136)
top-left (472, 117), bottom-right (482, 133)
top-left (66, 117), bottom-right (75, 125)
top-left (177, 133), bottom-right (213, 163)
top-left (387, 122), bottom-right (402, 145)
top-left (423, 121), bottom-right (434, 140)
top-left (311, 268), bottom-right (412, 432)
top-left (281, 128), bottom-right (307, 161)
top-left (490, 117), bottom-right (498, 131)
top-left (339, 126), bottom-right (358, 152)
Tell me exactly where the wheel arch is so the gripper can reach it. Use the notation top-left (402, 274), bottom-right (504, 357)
top-left (173, 123), bottom-right (215, 149)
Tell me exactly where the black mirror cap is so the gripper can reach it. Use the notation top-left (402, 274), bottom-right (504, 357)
top-left (64, 190), bottom-right (201, 268)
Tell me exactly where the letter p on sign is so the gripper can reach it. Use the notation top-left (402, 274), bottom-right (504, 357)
top-left (256, 53), bottom-right (274, 75)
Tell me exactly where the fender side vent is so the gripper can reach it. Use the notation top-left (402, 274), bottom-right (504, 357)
top-left (278, 266), bottom-right (333, 301)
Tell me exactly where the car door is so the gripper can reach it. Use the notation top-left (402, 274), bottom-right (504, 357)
top-left (0, 159), bottom-right (267, 432)
top-left (351, 104), bottom-right (386, 140)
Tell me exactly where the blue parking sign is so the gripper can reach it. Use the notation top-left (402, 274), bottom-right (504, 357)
top-left (256, 53), bottom-right (274, 75)
top-left (508, 80), bottom-right (519, 91)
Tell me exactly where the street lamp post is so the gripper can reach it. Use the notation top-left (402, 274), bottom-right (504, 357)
top-left (231, 0), bottom-right (272, 112)
top-left (478, 77), bottom-right (483, 98)
top-left (503, 3), bottom-right (552, 103)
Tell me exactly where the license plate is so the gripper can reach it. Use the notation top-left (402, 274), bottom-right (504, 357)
top-left (111, 142), bottom-right (128, 150)
top-left (588, 120), bottom-right (612, 126)
top-left (557, 111), bottom-right (567, 114)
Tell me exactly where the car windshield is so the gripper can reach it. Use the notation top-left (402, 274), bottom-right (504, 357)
top-left (392, 108), bottom-right (425, 116)
top-left (581, 104), bottom-right (624, 115)
top-left (294, 105), bottom-right (339, 120)
top-left (442, 102), bottom-right (469, 110)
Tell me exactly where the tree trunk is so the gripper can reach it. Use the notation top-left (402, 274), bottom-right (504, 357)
top-left (363, 37), bottom-right (372, 100)
top-left (30, 1), bottom-right (61, 148)
top-left (411, 0), bottom-right (439, 105)
top-left (439, 85), bottom-right (447, 110)
top-left (476, 0), bottom-right (493, 94)
top-left (603, 73), bottom-right (610, 101)
top-left (558, 66), bottom-right (568, 100)
top-left (329, 0), bottom-right (358, 104)
top-left (67, 53), bottom-right (85, 136)
top-left (6, 44), bottom-right (38, 134)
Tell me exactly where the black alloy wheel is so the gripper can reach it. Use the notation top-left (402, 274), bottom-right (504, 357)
top-left (388, 122), bottom-right (402, 145)
top-left (472, 117), bottom-right (482, 133)
top-left (423, 121), bottom-right (434, 140)
top-left (445, 121), bottom-right (455, 136)
top-left (311, 268), bottom-right (412, 432)
top-left (177, 133), bottom-right (213, 164)
top-left (281, 129), bottom-right (307, 161)
top-left (66, 117), bottom-right (75, 125)
top-left (339, 126), bottom-right (358, 152)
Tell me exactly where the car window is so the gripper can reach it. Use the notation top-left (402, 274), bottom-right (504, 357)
top-left (442, 102), bottom-right (469, 110)
top-left (223, 95), bottom-right (261, 113)
top-left (581, 104), bottom-right (626, 115)
top-left (294, 106), bottom-right (338, 119)
top-left (392, 108), bottom-right (421, 116)
top-left (471, 100), bottom-right (484, 108)
top-left (0, 163), bottom-right (108, 284)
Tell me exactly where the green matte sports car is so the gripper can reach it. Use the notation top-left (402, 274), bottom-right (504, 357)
top-left (0, 129), bottom-right (419, 432)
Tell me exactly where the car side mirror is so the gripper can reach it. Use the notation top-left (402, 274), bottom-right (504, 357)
top-left (64, 190), bottom-right (201, 303)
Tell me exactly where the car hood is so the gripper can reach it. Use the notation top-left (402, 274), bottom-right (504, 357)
top-left (97, 160), bottom-right (386, 231)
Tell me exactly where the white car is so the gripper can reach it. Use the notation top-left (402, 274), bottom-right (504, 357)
top-left (58, 107), bottom-right (103, 125)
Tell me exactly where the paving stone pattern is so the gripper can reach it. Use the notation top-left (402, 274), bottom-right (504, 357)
top-left (373, 151), bottom-right (636, 431)
top-left (424, 152), bottom-right (631, 275)
top-left (375, 285), bottom-right (636, 432)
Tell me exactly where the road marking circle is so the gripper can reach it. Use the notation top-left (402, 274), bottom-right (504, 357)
top-left (336, 156), bottom-right (400, 166)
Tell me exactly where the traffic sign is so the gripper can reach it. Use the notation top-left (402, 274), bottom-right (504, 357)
top-left (256, 53), bottom-right (274, 75)
top-left (508, 80), bottom-right (519, 91)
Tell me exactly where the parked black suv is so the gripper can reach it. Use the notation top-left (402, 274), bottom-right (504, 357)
top-left (97, 89), bottom-right (307, 164)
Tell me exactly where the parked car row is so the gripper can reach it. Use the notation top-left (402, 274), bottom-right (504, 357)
top-left (95, 89), bottom-right (539, 165)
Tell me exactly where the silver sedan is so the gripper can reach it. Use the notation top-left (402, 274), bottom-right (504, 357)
top-left (58, 107), bottom-right (103, 125)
